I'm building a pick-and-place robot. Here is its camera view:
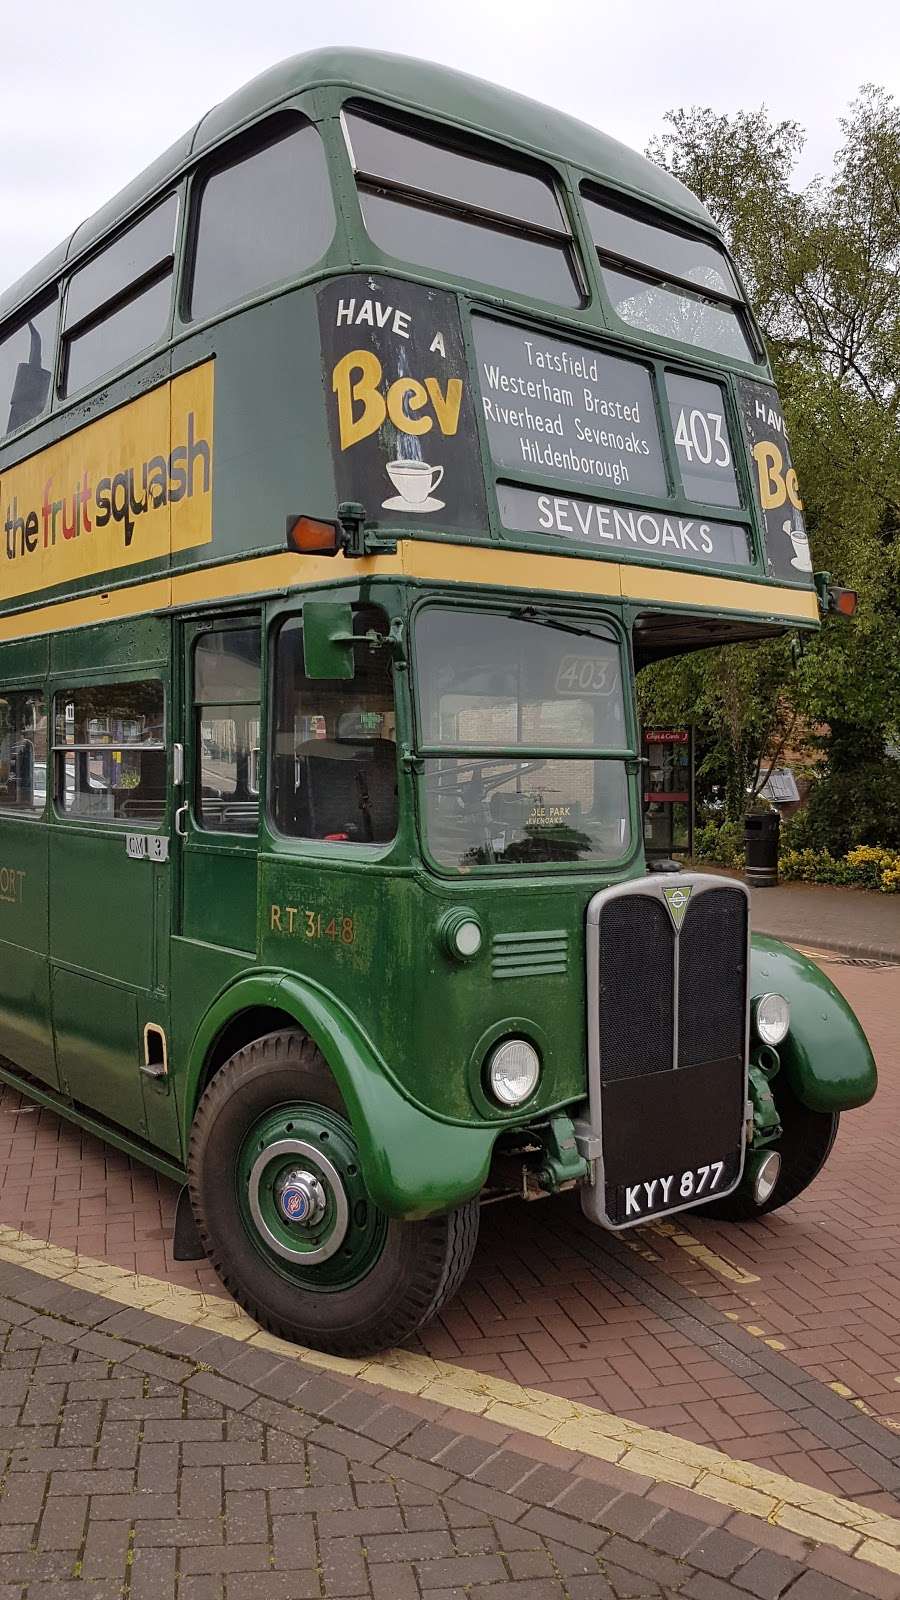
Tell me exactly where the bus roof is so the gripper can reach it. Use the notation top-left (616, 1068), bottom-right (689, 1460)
top-left (0, 48), bottom-right (713, 327)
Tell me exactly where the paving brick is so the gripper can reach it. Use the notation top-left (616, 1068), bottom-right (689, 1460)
top-left (319, 1534), bottom-right (368, 1595)
top-left (520, 1506), bottom-right (607, 1555)
top-left (688, 1526), bottom-right (757, 1579)
top-left (446, 1478), bottom-right (530, 1523)
top-left (129, 1545), bottom-right (177, 1600)
top-left (782, 1572), bottom-right (877, 1600)
top-left (185, 1372), bottom-right (257, 1411)
top-left (81, 1517), bottom-right (131, 1580)
top-left (415, 1554), bottom-right (508, 1589)
top-left (36, 1493), bottom-right (87, 1549)
top-left (731, 1548), bottom-right (801, 1597)
top-left (595, 1490), bottom-right (663, 1540)
top-left (226, 1576), bottom-right (319, 1600)
top-left (271, 1514), bottom-right (317, 1571)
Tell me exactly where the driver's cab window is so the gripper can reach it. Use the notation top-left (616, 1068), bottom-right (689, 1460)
top-left (271, 605), bottom-right (397, 843)
top-left (194, 627), bottom-right (261, 835)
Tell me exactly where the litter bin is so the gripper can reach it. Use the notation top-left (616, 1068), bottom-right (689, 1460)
top-left (744, 810), bottom-right (780, 888)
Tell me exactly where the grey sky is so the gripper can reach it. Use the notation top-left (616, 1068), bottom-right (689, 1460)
top-left (3, 0), bottom-right (899, 296)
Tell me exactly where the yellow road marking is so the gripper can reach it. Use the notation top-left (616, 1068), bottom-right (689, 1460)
top-left (648, 1220), bottom-right (761, 1285)
top-left (830, 1382), bottom-right (900, 1436)
top-left (1, 1225), bottom-right (899, 1575)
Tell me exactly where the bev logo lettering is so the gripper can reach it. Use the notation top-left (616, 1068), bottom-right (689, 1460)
top-left (331, 349), bottom-right (462, 451)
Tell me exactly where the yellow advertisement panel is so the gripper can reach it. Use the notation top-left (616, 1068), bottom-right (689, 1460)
top-left (0, 363), bottom-right (214, 603)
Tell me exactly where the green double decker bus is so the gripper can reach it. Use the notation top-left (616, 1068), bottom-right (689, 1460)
top-left (0, 49), bottom-right (876, 1353)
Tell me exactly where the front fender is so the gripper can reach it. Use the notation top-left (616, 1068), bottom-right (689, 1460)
top-left (750, 935), bottom-right (877, 1114)
top-left (185, 970), bottom-right (495, 1221)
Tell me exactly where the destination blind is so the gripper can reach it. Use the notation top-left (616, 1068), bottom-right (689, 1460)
top-left (472, 315), bottom-right (754, 571)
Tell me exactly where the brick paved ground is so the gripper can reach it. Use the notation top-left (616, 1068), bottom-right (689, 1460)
top-left (0, 962), bottom-right (896, 1519)
top-left (704, 873), bottom-right (900, 962)
top-left (0, 1257), bottom-right (891, 1600)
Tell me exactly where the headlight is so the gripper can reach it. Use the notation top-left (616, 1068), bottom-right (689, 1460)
top-left (439, 909), bottom-right (483, 963)
top-left (755, 992), bottom-right (790, 1046)
top-left (487, 1038), bottom-right (540, 1107)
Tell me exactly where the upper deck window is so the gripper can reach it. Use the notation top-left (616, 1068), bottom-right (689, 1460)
top-left (0, 297), bottom-right (57, 438)
top-left (62, 196), bottom-right (177, 396)
top-left (581, 190), bottom-right (756, 363)
top-left (344, 107), bottom-right (583, 309)
top-left (188, 120), bottom-right (335, 323)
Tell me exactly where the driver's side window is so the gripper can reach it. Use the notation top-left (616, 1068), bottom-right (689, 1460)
top-left (270, 607), bottom-right (397, 844)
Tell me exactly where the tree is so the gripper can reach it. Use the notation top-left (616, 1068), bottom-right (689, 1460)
top-left (642, 90), bottom-right (900, 844)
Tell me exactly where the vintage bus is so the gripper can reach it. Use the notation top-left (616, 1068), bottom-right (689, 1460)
top-left (0, 49), bottom-right (875, 1353)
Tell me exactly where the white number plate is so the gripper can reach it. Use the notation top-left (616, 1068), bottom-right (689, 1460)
top-left (624, 1160), bottom-right (726, 1220)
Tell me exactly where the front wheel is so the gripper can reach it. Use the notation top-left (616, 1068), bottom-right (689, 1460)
top-left (697, 1088), bottom-right (839, 1222)
top-left (187, 1029), bottom-right (479, 1355)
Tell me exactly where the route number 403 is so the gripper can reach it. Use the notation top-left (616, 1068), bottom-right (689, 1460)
top-left (673, 406), bottom-right (731, 467)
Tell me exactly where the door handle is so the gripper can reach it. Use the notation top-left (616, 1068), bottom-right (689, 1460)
top-left (174, 803), bottom-right (189, 837)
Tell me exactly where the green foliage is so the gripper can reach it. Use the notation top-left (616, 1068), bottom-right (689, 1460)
top-left (644, 89), bottom-right (900, 844)
top-left (693, 819), bottom-right (745, 868)
top-left (779, 844), bottom-right (900, 892)
top-left (693, 825), bottom-right (900, 891)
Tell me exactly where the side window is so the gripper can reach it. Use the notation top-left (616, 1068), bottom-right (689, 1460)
top-left (581, 189), bottom-right (754, 363)
top-left (271, 606), bottom-right (397, 844)
top-left (188, 119), bottom-right (335, 323)
top-left (61, 195), bottom-right (178, 396)
top-left (0, 299), bottom-right (57, 438)
top-left (0, 690), bottom-right (47, 812)
top-left (194, 628), bottom-right (261, 835)
top-left (54, 681), bottom-right (165, 821)
top-left (344, 106), bottom-right (583, 308)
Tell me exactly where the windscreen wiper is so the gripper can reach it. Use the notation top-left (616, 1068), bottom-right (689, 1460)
top-left (511, 605), bottom-right (613, 644)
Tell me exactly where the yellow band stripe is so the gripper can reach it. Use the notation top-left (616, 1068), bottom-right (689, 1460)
top-left (0, 541), bottom-right (818, 643)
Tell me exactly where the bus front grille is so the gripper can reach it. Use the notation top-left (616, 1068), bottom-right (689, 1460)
top-left (578, 875), bottom-right (749, 1230)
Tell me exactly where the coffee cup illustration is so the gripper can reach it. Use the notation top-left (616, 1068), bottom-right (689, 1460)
top-left (783, 516), bottom-right (812, 572)
top-left (383, 459), bottom-right (445, 512)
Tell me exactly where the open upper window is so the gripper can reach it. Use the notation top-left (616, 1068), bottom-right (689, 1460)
top-left (187, 118), bottom-right (335, 322)
top-left (61, 197), bottom-right (177, 396)
top-left (0, 298), bottom-right (57, 438)
top-left (344, 105), bottom-right (584, 309)
top-left (581, 189), bottom-right (756, 363)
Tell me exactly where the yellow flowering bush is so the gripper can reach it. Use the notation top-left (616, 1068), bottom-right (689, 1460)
top-left (779, 844), bottom-right (900, 892)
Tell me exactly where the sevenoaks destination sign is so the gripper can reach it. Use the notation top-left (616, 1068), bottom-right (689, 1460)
top-left (472, 316), bottom-right (752, 570)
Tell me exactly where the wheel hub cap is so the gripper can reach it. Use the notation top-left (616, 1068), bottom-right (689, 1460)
top-left (276, 1168), bottom-right (327, 1227)
top-left (246, 1137), bottom-right (349, 1264)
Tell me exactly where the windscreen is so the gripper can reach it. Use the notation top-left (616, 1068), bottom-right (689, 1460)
top-left (415, 607), bottom-right (632, 868)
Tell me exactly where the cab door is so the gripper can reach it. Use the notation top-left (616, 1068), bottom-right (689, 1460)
top-left (171, 617), bottom-right (262, 1026)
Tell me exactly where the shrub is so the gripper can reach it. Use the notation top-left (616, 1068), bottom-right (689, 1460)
top-left (779, 843), bottom-right (900, 892)
top-left (693, 819), bottom-right (745, 868)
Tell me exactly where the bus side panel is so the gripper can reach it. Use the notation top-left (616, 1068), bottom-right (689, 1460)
top-left (0, 817), bottom-right (54, 1086)
top-left (0, 636), bottom-right (54, 1086)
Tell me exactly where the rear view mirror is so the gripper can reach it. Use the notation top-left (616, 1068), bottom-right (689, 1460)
top-left (303, 601), bottom-right (355, 680)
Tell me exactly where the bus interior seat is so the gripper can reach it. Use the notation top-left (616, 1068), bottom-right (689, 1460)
top-left (119, 748), bottom-right (167, 819)
top-left (293, 737), bottom-right (397, 841)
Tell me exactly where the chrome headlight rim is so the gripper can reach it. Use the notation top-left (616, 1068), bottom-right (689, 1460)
top-left (486, 1037), bottom-right (541, 1108)
top-left (754, 992), bottom-right (790, 1047)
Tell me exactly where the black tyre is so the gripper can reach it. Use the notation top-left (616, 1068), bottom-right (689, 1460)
top-left (187, 1029), bottom-right (479, 1355)
top-left (697, 1087), bottom-right (839, 1222)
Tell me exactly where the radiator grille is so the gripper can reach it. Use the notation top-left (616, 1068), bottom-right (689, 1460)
top-left (598, 895), bottom-right (674, 1081)
top-left (583, 876), bottom-right (749, 1231)
top-left (678, 888), bottom-right (748, 1069)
